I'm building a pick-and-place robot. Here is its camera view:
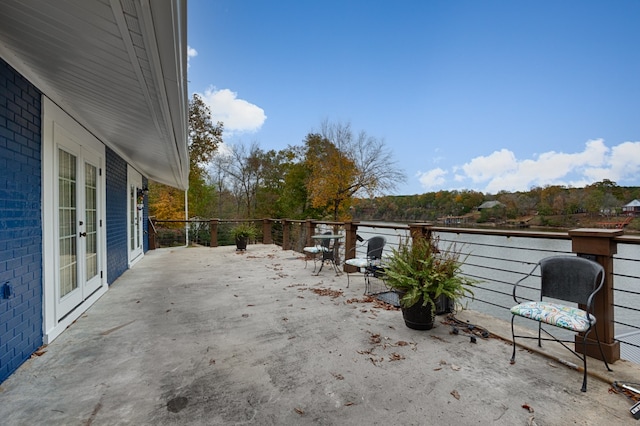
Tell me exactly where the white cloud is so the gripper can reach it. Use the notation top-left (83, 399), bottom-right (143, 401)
top-left (416, 168), bottom-right (447, 191)
top-left (417, 139), bottom-right (640, 193)
top-left (198, 87), bottom-right (266, 134)
top-left (461, 149), bottom-right (518, 182)
top-left (187, 45), bottom-right (198, 69)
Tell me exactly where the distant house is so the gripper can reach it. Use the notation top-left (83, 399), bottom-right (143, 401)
top-left (477, 201), bottom-right (505, 210)
top-left (0, 1), bottom-right (188, 383)
top-left (622, 199), bottom-right (640, 216)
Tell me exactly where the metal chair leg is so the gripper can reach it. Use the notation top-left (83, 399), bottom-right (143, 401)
top-left (510, 315), bottom-right (517, 364)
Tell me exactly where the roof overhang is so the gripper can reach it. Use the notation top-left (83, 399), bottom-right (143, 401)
top-left (0, 0), bottom-right (189, 190)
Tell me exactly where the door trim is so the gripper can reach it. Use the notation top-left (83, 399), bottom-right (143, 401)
top-left (42, 97), bottom-right (108, 343)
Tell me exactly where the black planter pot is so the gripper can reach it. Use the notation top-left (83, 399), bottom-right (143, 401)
top-left (401, 298), bottom-right (436, 330)
top-left (235, 236), bottom-right (248, 251)
top-left (434, 294), bottom-right (454, 315)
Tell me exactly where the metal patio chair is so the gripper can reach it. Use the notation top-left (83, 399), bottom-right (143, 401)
top-left (344, 236), bottom-right (386, 294)
top-left (510, 255), bottom-right (612, 392)
top-left (303, 231), bottom-right (331, 272)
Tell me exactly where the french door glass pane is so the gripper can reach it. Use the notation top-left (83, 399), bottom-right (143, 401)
top-left (85, 163), bottom-right (98, 280)
top-left (130, 186), bottom-right (135, 251)
top-left (58, 149), bottom-right (77, 297)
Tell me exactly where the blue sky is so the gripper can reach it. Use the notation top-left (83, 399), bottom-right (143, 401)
top-left (187, 0), bottom-right (640, 196)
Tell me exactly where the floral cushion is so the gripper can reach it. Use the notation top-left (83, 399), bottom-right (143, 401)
top-left (510, 301), bottom-right (596, 332)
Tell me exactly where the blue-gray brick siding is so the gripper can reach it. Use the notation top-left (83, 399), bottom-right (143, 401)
top-left (105, 146), bottom-right (128, 284)
top-left (0, 58), bottom-right (43, 384)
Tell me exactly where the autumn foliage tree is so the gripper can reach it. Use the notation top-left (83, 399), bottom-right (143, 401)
top-left (304, 121), bottom-right (406, 220)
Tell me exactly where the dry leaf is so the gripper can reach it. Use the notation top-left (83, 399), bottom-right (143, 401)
top-left (344, 402), bottom-right (354, 406)
top-left (450, 364), bottom-right (461, 371)
top-left (522, 403), bottom-right (534, 413)
top-left (389, 352), bottom-right (405, 361)
top-left (294, 408), bottom-right (305, 415)
top-left (451, 390), bottom-right (460, 400)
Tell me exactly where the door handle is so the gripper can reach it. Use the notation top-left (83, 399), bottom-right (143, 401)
top-left (79, 232), bottom-right (87, 237)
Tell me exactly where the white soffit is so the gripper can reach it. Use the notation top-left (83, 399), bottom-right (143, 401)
top-left (0, 0), bottom-right (189, 190)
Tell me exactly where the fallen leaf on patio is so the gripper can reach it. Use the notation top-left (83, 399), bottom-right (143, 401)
top-left (522, 403), bottom-right (534, 413)
top-left (451, 390), bottom-right (460, 400)
top-left (294, 408), bottom-right (305, 415)
top-left (433, 367), bottom-right (442, 371)
top-left (247, 304), bottom-right (255, 306)
top-left (344, 402), bottom-right (354, 406)
top-left (439, 359), bottom-right (447, 365)
top-left (527, 415), bottom-right (538, 426)
top-left (396, 341), bottom-right (409, 346)
top-left (450, 364), bottom-right (461, 371)
top-left (369, 333), bottom-right (381, 344)
top-left (311, 288), bottom-right (343, 298)
top-left (389, 352), bottom-right (405, 361)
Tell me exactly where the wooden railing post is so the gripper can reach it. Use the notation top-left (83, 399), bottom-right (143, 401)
top-left (409, 222), bottom-right (433, 243)
top-left (343, 221), bottom-right (359, 273)
top-left (262, 219), bottom-right (273, 244)
top-left (569, 228), bottom-right (622, 363)
top-left (305, 220), bottom-right (316, 247)
top-left (210, 219), bottom-right (219, 247)
top-left (282, 219), bottom-right (290, 250)
top-left (148, 217), bottom-right (157, 250)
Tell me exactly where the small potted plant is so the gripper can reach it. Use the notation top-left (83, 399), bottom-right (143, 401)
top-left (230, 222), bottom-right (258, 251)
top-left (383, 234), bottom-right (475, 330)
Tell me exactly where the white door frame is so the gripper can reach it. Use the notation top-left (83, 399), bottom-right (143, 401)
top-left (42, 98), bottom-right (108, 343)
top-left (127, 166), bottom-right (144, 266)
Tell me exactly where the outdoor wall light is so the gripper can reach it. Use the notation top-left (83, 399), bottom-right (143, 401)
top-left (137, 186), bottom-right (149, 198)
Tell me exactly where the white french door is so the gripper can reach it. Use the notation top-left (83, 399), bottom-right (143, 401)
top-left (128, 167), bottom-right (144, 264)
top-left (56, 141), bottom-right (103, 320)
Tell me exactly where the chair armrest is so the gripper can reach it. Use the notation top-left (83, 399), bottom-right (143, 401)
top-left (512, 262), bottom-right (540, 304)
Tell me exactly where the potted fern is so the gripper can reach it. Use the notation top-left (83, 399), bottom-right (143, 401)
top-left (383, 235), bottom-right (475, 330)
top-left (230, 222), bottom-right (258, 251)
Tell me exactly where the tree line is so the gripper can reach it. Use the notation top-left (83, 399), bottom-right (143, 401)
top-left (149, 95), bottom-right (639, 225)
top-left (351, 179), bottom-right (640, 226)
top-left (149, 94), bottom-right (405, 221)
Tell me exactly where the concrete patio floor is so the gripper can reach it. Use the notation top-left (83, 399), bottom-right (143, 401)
top-left (1, 244), bottom-right (639, 425)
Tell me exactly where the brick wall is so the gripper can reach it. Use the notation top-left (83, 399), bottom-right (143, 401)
top-left (105, 147), bottom-right (128, 284)
top-left (0, 59), bottom-right (43, 384)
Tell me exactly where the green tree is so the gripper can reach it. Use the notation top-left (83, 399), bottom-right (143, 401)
top-left (150, 94), bottom-right (223, 219)
top-left (188, 94), bottom-right (223, 217)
